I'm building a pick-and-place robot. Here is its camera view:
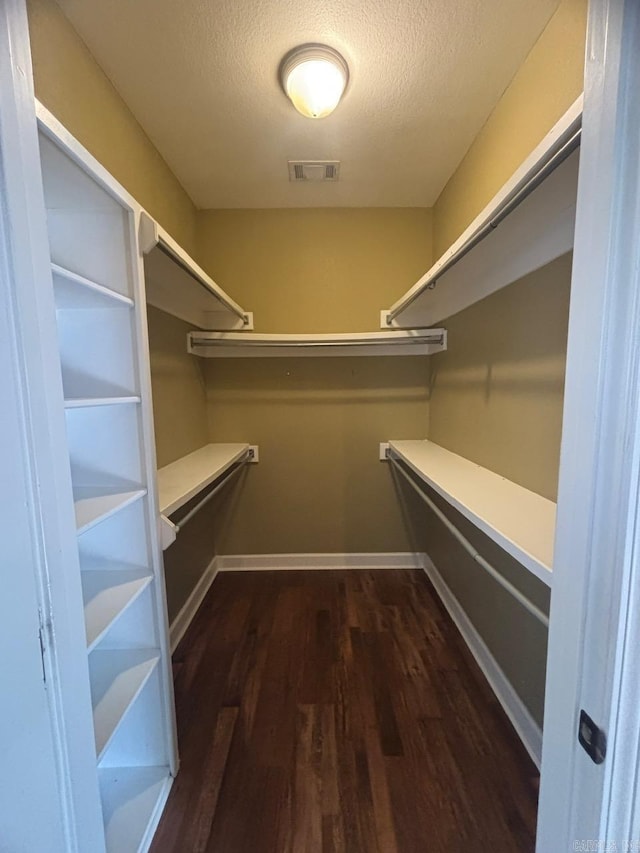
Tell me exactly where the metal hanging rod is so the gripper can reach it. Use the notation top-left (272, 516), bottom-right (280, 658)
top-left (173, 451), bottom-right (250, 533)
top-left (188, 331), bottom-right (446, 349)
top-left (388, 453), bottom-right (549, 627)
top-left (386, 122), bottom-right (582, 325)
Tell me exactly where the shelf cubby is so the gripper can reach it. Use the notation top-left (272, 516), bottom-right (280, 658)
top-left (99, 765), bottom-right (170, 853)
top-left (66, 403), bottom-right (144, 492)
top-left (98, 665), bottom-right (168, 771)
top-left (56, 305), bottom-right (139, 401)
top-left (39, 134), bottom-right (133, 299)
top-left (90, 648), bottom-right (160, 762)
top-left (78, 497), bottom-right (151, 567)
top-left (82, 569), bottom-right (154, 653)
top-left (95, 583), bottom-right (159, 651)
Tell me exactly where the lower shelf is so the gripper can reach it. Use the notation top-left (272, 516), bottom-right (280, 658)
top-left (99, 765), bottom-right (172, 853)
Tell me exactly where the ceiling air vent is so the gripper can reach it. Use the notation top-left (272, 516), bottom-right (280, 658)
top-left (288, 160), bottom-right (340, 182)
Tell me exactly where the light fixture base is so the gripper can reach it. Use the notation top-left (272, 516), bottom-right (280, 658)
top-left (279, 44), bottom-right (349, 119)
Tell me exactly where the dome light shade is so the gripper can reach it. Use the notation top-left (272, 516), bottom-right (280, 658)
top-left (280, 45), bottom-right (349, 119)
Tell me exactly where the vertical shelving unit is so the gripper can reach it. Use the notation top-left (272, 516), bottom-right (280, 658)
top-left (38, 125), bottom-right (177, 852)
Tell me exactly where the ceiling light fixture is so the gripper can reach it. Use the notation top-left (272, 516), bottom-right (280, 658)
top-left (280, 44), bottom-right (349, 119)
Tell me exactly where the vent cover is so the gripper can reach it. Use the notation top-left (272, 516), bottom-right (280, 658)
top-left (288, 160), bottom-right (340, 182)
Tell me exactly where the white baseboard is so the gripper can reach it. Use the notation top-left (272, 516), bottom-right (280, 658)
top-left (216, 552), bottom-right (426, 572)
top-left (169, 556), bottom-right (219, 653)
top-left (421, 553), bottom-right (543, 768)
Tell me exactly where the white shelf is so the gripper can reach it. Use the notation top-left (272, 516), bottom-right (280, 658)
top-left (82, 568), bottom-right (153, 652)
top-left (74, 488), bottom-right (147, 535)
top-left (389, 440), bottom-right (555, 584)
top-left (188, 329), bottom-right (447, 358)
top-left (90, 649), bottom-right (160, 762)
top-left (99, 765), bottom-right (171, 853)
top-left (141, 214), bottom-right (252, 331)
top-left (383, 98), bottom-right (582, 328)
top-left (65, 396), bottom-right (141, 409)
top-left (157, 443), bottom-right (249, 516)
top-left (52, 263), bottom-right (134, 310)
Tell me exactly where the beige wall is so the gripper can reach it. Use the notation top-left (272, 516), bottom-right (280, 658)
top-left (197, 208), bottom-right (432, 333)
top-left (205, 356), bottom-right (430, 554)
top-left (429, 254), bottom-right (572, 502)
top-left (427, 0), bottom-right (587, 500)
top-left (146, 306), bottom-right (209, 469)
top-left (198, 209), bottom-right (434, 554)
top-left (433, 0), bottom-right (587, 256)
top-left (27, 0), bottom-right (198, 256)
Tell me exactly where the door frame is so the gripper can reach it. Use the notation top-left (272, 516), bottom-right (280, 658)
top-left (537, 0), bottom-right (640, 848)
top-left (0, 1), bottom-right (106, 850)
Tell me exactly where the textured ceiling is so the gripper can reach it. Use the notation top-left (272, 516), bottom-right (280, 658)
top-left (56, 0), bottom-right (559, 209)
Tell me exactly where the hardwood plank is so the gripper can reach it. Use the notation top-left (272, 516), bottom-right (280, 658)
top-left (151, 569), bottom-right (539, 853)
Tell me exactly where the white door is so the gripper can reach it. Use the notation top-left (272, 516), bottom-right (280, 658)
top-left (537, 0), bottom-right (640, 848)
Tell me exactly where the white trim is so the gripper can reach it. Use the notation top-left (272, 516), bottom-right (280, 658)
top-left (216, 552), bottom-right (427, 572)
top-left (421, 554), bottom-right (543, 768)
top-left (169, 557), bottom-right (219, 653)
top-left (538, 1), bottom-right (640, 847)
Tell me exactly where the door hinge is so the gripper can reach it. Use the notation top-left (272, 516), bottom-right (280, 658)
top-left (578, 709), bottom-right (606, 764)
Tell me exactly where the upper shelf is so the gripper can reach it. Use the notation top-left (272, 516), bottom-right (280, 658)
top-left (382, 96), bottom-right (582, 329)
top-left (388, 440), bottom-right (555, 584)
top-left (139, 214), bottom-right (253, 331)
top-left (188, 329), bottom-right (447, 358)
top-left (157, 443), bottom-right (250, 516)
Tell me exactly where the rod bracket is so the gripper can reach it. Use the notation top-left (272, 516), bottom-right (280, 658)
top-left (159, 514), bottom-right (177, 551)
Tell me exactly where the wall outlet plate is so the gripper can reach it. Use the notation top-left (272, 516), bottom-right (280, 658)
top-left (248, 445), bottom-right (259, 463)
top-left (379, 442), bottom-right (390, 461)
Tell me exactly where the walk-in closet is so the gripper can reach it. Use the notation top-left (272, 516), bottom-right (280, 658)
top-left (4, 0), bottom-right (640, 850)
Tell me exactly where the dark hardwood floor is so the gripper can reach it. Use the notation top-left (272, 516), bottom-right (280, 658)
top-left (151, 570), bottom-right (539, 852)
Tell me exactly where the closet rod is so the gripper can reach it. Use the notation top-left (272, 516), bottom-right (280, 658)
top-left (174, 451), bottom-right (250, 533)
top-left (388, 454), bottom-right (549, 628)
top-left (189, 332), bottom-right (446, 348)
top-left (386, 124), bottom-right (582, 325)
top-left (156, 241), bottom-right (250, 326)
